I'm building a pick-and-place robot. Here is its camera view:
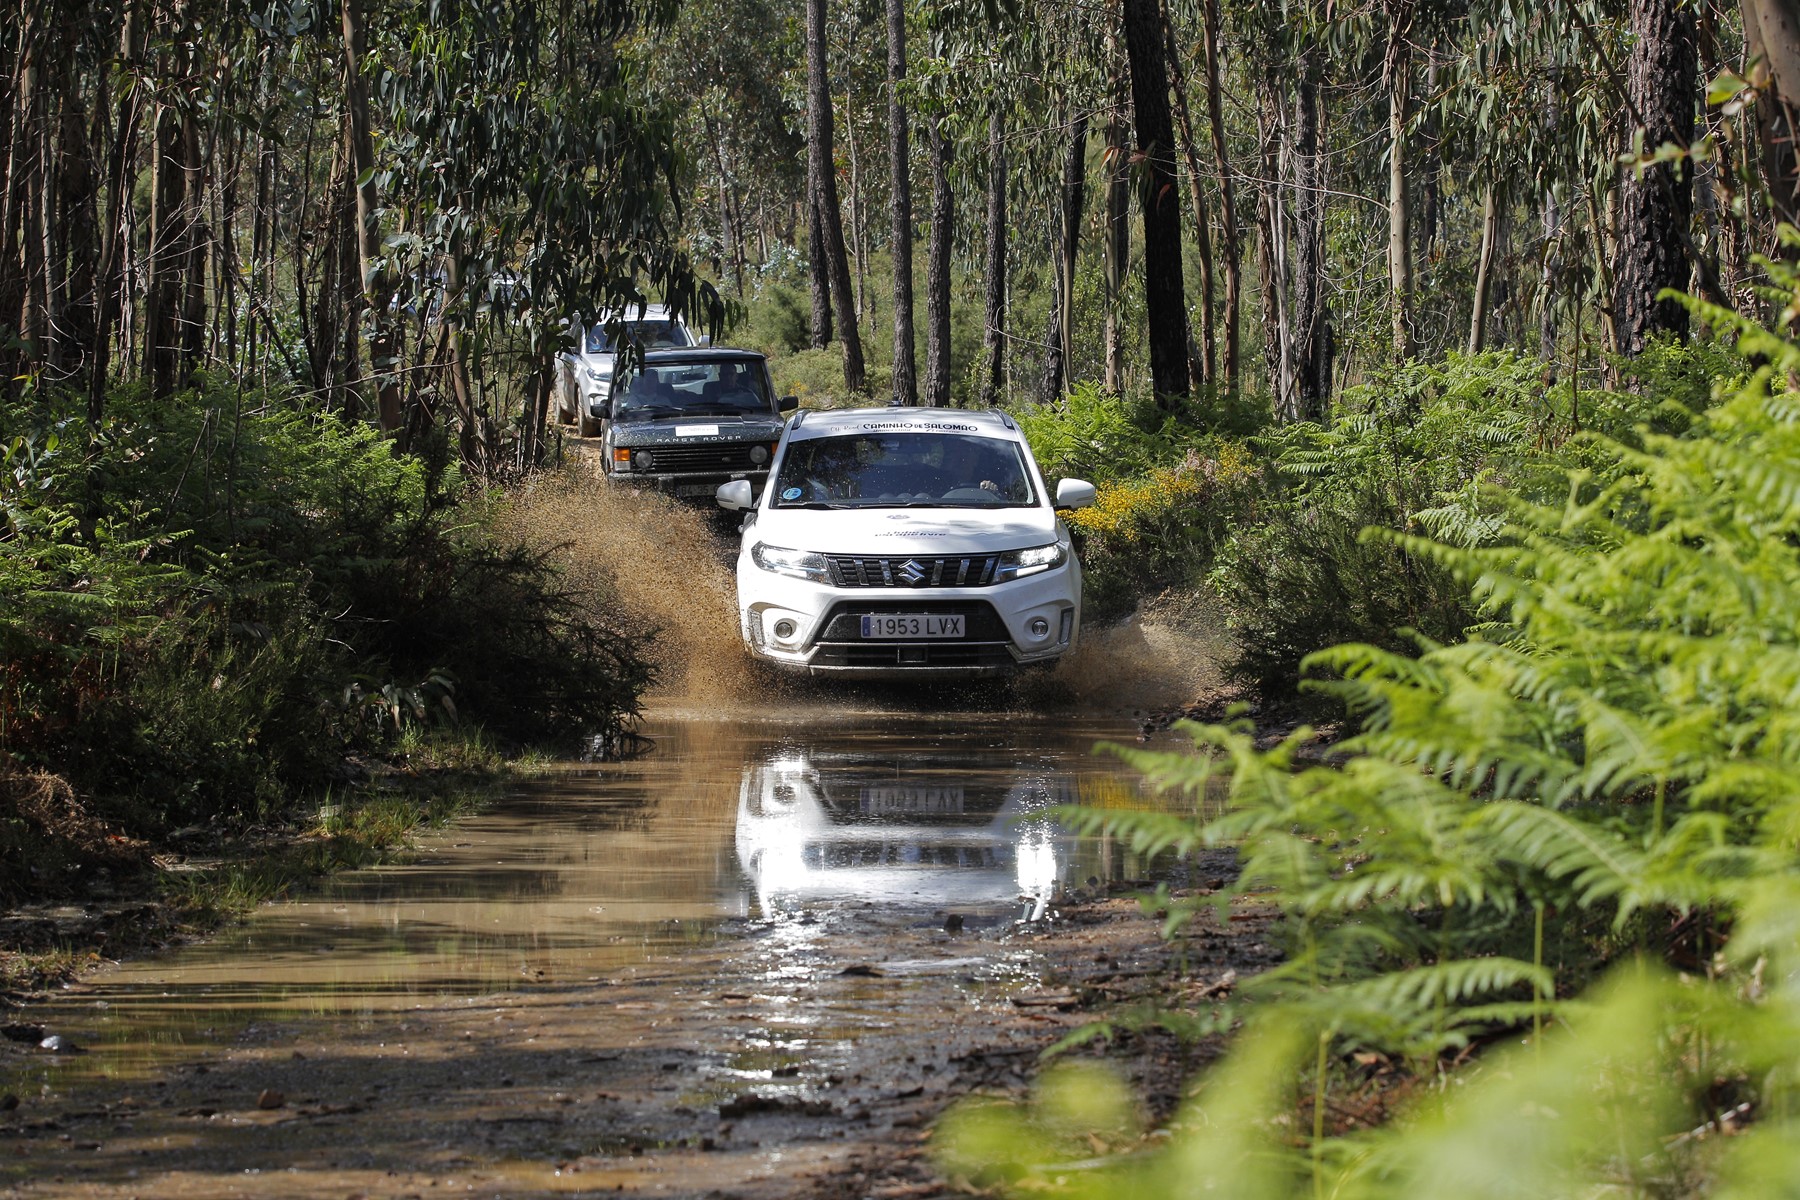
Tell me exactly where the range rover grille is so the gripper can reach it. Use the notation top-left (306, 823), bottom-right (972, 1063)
top-left (633, 443), bottom-right (765, 473)
top-left (827, 554), bottom-right (1000, 588)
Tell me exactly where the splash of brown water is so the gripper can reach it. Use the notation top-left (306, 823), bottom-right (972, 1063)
top-left (494, 468), bottom-right (1226, 716)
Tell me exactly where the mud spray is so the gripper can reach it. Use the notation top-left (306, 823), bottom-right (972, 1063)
top-left (496, 466), bottom-right (1227, 718)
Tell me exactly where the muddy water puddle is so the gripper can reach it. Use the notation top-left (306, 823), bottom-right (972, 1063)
top-left (1, 712), bottom-right (1207, 1199)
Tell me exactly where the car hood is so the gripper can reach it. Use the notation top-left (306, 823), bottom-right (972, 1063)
top-left (611, 414), bottom-right (786, 446)
top-left (750, 505), bottom-right (1062, 556)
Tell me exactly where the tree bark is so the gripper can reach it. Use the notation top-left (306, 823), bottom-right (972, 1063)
top-left (805, 0), bottom-right (865, 392)
top-left (1742, 0), bottom-right (1800, 229)
top-left (145, 99), bottom-right (185, 398)
top-left (1292, 48), bottom-right (1329, 420)
top-left (924, 117), bottom-right (952, 407)
top-left (981, 105), bottom-right (1006, 407)
top-left (1616, 0), bottom-right (1697, 353)
top-left (1121, 0), bottom-right (1189, 404)
top-left (886, 0), bottom-right (915, 405)
top-left (1040, 110), bottom-right (1088, 403)
top-left (1201, 0), bottom-right (1240, 392)
top-left (1385, 0), bottom-right (1416, 363)
top-left (808, 193), bottom-right (831, 346)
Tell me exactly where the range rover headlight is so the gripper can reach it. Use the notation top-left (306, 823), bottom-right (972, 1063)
top-left (585, 365), bottom-right (611, 383)
top-left (996, 543), bottom-right (1066, 581)
top-left (751, 543), bottom-right (830, 582)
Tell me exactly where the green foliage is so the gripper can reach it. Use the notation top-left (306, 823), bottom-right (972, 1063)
top-left (2, 381), bottom-right (651, 868)
top-left (944, 290), bottom-right (1800, 1196)
top-left (1207, 351), bottom-right (1678, 701)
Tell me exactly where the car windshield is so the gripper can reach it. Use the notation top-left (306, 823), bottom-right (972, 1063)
top-left (585, 319), bottom-right (692, 355)
top-left (769, 433), bottom-right (1037, 508)
top-left (612, 360), bottom-right (773, 419)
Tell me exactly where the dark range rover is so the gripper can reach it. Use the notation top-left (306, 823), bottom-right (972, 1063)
top-left (598, 348), bottom-right (796, 498)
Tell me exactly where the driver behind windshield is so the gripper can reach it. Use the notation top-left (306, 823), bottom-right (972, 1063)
top-left (773, 433), bottom-right (1033, 506)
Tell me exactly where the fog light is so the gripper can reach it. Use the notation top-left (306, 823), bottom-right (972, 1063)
top-left (772, 618), bottom-right (797, 641)
top-left (632, 449), bottom-right (654, 470)
top-left (1028, 617), bottom-right (1051, 639)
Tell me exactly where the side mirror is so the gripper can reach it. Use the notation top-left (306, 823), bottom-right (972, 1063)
top-left (716, 479), bottom-right (755, 511)
top-left (778, 395), bottom-right (799, 413)
top-left (1054, 478), bottom-right (1097, 510)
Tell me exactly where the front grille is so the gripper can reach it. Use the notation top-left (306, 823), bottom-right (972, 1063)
top-left (634, 443), bottom-right (764, 473)
top-left (827, 554), bottom-right (1000, 588)
top-left (815, 601), bottom-right (1008, 643)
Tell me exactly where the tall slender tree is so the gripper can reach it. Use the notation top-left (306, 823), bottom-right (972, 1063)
top-left (924, 115), bottom-right (953, 406)
top-left (805, 0), bottom-right (866, 391)
top-left (1121, 0), bottom-right (1190, 404)
top-left (887, 0), bottom-right (916, 404)
top-left (1616, 0), bottom-right (1697, 352)
top-left (981, 105), bottom-right (1007, 407)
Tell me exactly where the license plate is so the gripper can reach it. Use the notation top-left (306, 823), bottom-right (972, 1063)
top-left (675, 482), bottom-right (718, 497)
top-left (860, 613), bottom-right (964, 639)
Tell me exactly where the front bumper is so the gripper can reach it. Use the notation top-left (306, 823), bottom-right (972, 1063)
top-left (736, 560), bottom-right (1081, 677)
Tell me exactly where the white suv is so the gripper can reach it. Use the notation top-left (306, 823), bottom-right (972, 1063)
top-left (555, 304), bottom-right (694, 436)
top-left (715, 406), bottom-right (1095, 677)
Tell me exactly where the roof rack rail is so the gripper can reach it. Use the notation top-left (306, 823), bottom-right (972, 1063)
top-left (999, 411), bottom-right (1016, 430)
top-left (790, 410), bottom-right (806, 428)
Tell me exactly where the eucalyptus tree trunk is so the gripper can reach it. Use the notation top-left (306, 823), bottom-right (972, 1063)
top-left (341, 0), bottom-right (401, 431)
top-left (981, 106), bottom-right (1006, 408)
top-left (924, 117), bottom-right (952, 407)
top-left (1102, 71), bottom-right (1129, 395)
top-left (1742, 0), bottom-right (1800, 230)
top-left (1165, 14), bottom-right (1215, 390)
top-left (886, 0), bottom-right (916, 405)
top-left (1384, 0), bottom-right (1416, 362)
top-left (1469, 184), bottom-right (1499, 353)
top-left (1255, 76), bottom-right (1293, 416)
top-left (1292, 49), bottom-right (1329, 421)
top-left (145, 100), bottom-right (186, 398)
top-left (1615, 0), bottom-right (1696, 353)
top-left (1201, 0), bottom-right (1240, 392)
top-left (1121, 0), bottom-right (1190, 405)
top-left (1538, 190), bottom-right (1562, 361)
top-left (58, 73), bottom-right (97, 384)
top-left (1040, 110), bottom-right (1087, 402)
top-left (805, 0), bottom-right (865, 392)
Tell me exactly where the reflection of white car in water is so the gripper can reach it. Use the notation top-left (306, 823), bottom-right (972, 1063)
top-left (734, 750), bottom-right (1075, 918)
top-left (717, 407), bottom-right (1096, 677)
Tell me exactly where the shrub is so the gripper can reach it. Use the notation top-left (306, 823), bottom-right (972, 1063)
top-left (2, 381), bottom-right (652, 855)
top-left (945, 297), bottom-right (1800, 1197)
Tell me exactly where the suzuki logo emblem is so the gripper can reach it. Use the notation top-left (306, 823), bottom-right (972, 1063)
top-left (896, 559), bottom-right (929, 585)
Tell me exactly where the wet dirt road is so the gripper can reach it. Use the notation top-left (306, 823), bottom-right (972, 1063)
top-left (0, 711), bottom-right (1260, 1199)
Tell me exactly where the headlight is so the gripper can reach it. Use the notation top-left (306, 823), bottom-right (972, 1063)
top-left (585, 365), bottom-right (611, 383)
top-left (996, 543), bottom-right (1066, 581)
top-left (751, 543), bottom-right (830, 582)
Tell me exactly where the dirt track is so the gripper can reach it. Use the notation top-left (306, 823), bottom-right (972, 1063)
top-left (1, 861), bottom-right (1272, 1199)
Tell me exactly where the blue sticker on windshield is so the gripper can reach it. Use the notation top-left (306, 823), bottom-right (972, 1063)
top-left (782, 487), bottom-right (803, 500)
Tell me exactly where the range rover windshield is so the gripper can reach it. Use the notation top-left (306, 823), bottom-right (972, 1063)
top-left (770, 433), bottom-right (1038, 508)
top-left (612, 359), bottom-right (772, 420)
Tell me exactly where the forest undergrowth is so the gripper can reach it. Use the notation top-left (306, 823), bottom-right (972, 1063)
top-left (938, 276), bottom-right (1800, 1195)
